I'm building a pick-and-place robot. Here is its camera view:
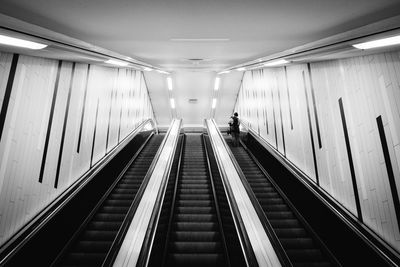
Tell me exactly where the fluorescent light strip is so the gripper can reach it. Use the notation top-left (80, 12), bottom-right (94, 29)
top-left (263, 59), bottom-right (289, 67)
top-left (218, 70), bottom-right (230, 75)
top-left (353, 35), bottom-right (400, 49)
top-left (167, 77), bottom-right (173, 90)
top-left (212, 98), bottom-right (217, 109)
top-left (214, 77), bottom-right (220, 91)
top-left (170, 38), bottom-right (230, 42)
top-left (170, 98), bottom-right (175, 109)
top-left (0, 34), bottom-right (47, 50)
top-left (157, 70), bottom-right (169, 74)
top-left (105, 59), bottom-right (129, 67)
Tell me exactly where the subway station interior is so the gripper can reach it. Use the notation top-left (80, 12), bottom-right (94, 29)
top-left (1, 1), bottom-right (400, 266)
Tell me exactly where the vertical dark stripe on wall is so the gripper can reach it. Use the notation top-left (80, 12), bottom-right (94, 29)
top-left (54, 63), bottom-right (76, 188)
top-left (0, 54), bottom-right (19, 142)
top-left (264, 89), bottom-right (269, 134)
top-left (307, 63), bottom-right (322, 149)
top-left (90, 99), bottom-right (100, 167)
top-left (338, 97), bottom-right (362, 221)
top-left (118, 95), bottom-right (123, 143)
top-left (105, 87), bottom-right (114, 152)
top-left (76, 64), bottom-right (91, 153)
top-left (276, 77), bottom-right (286, 156)
top-left (302, 71), bottom-right (319, 185)
top-left (284, 67), bottom-right (293, 130)
top-left (271, 88), bottom-right (278, 149)
top-left (39, 61), bottom-right (62, 183)
top-left (376, 115), bottom-right (400, 231)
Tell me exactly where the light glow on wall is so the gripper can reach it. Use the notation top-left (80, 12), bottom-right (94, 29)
top-left (167, 77), bottom-right (173, 90)
top-left (212, 98), bottom-right (217, 109)
top-left (214, 77), bottom-right (220, 91)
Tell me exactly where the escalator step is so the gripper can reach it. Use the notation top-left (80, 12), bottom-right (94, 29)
top-left (88, 221), bottom-right (121, 231)
top-left (174, 222), bottom-right (218, 231)
top-left (168, 253), bottom-right (224, 266)
top-left (171, 241), bottom-right (222, 253)
top-left (173, 231), bottom-right (221, 241)
top-left (175, 214), bottom-right (216, 222)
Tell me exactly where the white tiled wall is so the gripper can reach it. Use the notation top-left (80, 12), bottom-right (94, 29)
top-left (235, 50), bottom-right (400, 252)
top-left (0, 52), bottom-right (154, 246)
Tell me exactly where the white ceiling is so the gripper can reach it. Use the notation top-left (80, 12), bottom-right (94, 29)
top-left (1, 0), bottom-right (400, 126)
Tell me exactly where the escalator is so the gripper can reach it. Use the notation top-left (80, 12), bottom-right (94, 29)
top-left (160, 134), bottom-right (230, 267)
top-left (225, 137), bottom-right (339, 267)
top-left (54, 135), bottom-right (164, 266)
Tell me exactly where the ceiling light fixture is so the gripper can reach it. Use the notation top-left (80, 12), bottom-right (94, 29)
top-left (214, 77), bottom-right (220, 91)
top-left (143, 67), bottom-right (152, 71)
top-left (0, 34), bottom-right (47, 50)
top-left (170, 38), bottom-right (230, 42)
top-left (105, 59), bottom-right (129, 67)
top-left (218, 70), bottom-right (230, 75)
top-left (263, 59), bottom-right (289, 67)
top-left (167, 77), bottom-right (173, 90)
top-left (157, 70), bottom-right (169, 74)
top-left (212, 98), bottom-right (217, 109)
top-left (237, 67), bottom-right (246, 71)
top-left (170, 98), bottom-right (175, 109)
top-left (353, 35), bottom-right (400, 49)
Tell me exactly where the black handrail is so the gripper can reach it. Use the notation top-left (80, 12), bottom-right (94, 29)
top-left (51, 132), bottom-right (155, 266)
top-left (204, 120), bottom-right (258, 267)
top-left (207, 119), bottom-right (293, 267)
top-left (102, 119), bottom-right (181, 266)
top-left (136, 133), bottom-right (184, 267)
top-left (240, 119), bottom-right (400, 266)
top-left (202, 134), bottom-right (232, 267)
top-left (0, 118), bottom-right (156, 266)
top-left (240, 139), bottom-right (341, 266)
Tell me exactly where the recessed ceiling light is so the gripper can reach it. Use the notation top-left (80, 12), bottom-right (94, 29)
top-left (170, 38), bottom-right (230, 42)
top-left (157, 70), bottom-right (169, 74)
top-left (167, 77), bottom-right (173, 90)
top-left (105, 59), bottom-right (129, 67)
top-left (237, 67), bottom-right (246, 71)
top-left (263, 59), bottom-right (289, 67)
top-left (353, 35), bottom-right (400, 49)
top-left (212, 98), bottom-right (217, 109)
top-left (218, 70), bottom-right (230, 75)
top-left (214, 77), bottom-right (220, 91)
top-left (170, 98), bottom-right (175, 109)
top-left (0, 34), bottom-right (47, 50)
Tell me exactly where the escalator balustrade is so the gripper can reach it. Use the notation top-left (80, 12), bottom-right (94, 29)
top-left (55, 135), bottom-right (164, 266)
top-left (226, 137), bottom-right (339, 267)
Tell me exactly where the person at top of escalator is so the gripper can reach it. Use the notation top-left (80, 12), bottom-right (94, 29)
top-left (229, 112), bottom-right (240, 147)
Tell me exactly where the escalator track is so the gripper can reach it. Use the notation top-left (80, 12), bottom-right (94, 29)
top-left (54, 135), bottom-right (164, 266)
top-left (226, 137), bottom-right (340, 267)
top-left (163, 134), bottom-right (230, 267)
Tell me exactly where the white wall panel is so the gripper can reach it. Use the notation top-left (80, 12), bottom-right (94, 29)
top-left (0, 51), bottom-right (154, 246)
top-left (235, 49), bottom-right (400, 252)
